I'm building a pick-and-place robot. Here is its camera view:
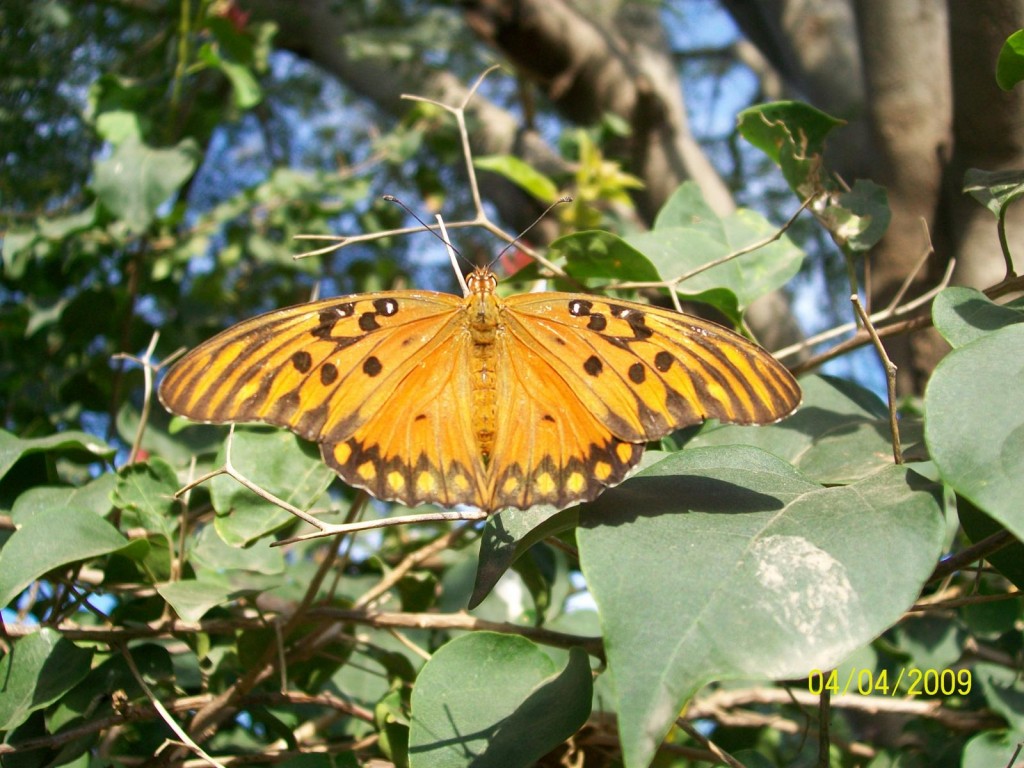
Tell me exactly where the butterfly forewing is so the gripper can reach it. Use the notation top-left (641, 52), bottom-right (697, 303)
top-left (159, 291), bottom-right (465, 438)
top-left (502, 293), bottom-right (801, 439)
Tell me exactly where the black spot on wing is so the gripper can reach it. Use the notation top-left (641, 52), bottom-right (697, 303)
top-left (320, 362), bottom-right (338, 385)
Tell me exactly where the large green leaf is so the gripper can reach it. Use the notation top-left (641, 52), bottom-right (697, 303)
top-left (0, 429), bottom-right (114, 483)
top-left (210, 427), bottom-right (335, 546)
top-left (626, 182), bottom-right (803, 317)
top-left (577, 448), bottom-right (944, 768)
top-left (92, 136), bottom-right (200, 232)
top-left (408, 633), bottom-right (592, 768)
top-left (0, 507), bottom-right (148, 608)
top-left (10, 473), bottom-right (116, 524)
top-left (0, 629), bottom-right (93, 731)
top-left (689, 374), bottom-right (905, 484)
top-left (925, 324), bottom-right (1024, 540)
top-left (931, 286), bottom-right (1024, 348)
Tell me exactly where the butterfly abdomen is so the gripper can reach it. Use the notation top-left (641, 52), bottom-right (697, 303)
top-left (466, 288), bottom-right (502, 462)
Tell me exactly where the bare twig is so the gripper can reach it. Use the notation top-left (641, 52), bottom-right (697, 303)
top-left (675, 719), bottom-right (747, 768)
top-left (774, 256), bottom-right (954, 362)
top-left (850, 294), bottom-right (902, 464)
top-left (294, 65), bottom-right (567, 278)
top-left (120, 644), bottom-right (229, 768)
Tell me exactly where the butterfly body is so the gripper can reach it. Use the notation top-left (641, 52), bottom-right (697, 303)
top-left (160, 267), bottom-right (801, 513)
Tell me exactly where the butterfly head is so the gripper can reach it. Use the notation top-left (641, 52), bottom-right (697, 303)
top-left (466, 267), bottom-right (498, 297)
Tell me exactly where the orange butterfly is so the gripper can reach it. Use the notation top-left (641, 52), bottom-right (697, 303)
top-left (159, 267), bottom-right (800, 513)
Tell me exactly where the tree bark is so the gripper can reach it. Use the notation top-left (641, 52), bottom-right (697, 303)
top-left (722, 0), bottom-right (1024, 393)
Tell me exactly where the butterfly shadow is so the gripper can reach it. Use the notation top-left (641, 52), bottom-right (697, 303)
top-left (578, 473), bottom-right (785, 529)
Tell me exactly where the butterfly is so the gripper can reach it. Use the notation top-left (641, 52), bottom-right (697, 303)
top-left (159, 266), bottom-right (801, 514)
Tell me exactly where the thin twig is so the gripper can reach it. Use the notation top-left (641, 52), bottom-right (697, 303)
top-left (120, 644), bottom-right (229, 768)
top-left (675, 719), bottom-right (747, 768)
top-left (851, 294), bottom-right (903, 463)
top-left (774, 256), bottom-right (955, 362)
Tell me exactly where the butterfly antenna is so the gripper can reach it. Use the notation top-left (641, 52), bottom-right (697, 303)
top-left (382, 195), bottom-right (470, 294)
top-left (488, 195), bottom-right (573, 271)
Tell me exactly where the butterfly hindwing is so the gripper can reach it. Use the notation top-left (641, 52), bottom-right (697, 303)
top-left (486, 335), bottom-right (644, 510)
top-left (321, 339), bottom-right (488, 509)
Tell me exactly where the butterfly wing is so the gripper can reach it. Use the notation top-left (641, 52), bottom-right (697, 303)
top-left (477, 292), bottom-right (799, 511)
top-left (501, 293), bottom-right (801, 441)
top-left (159, 290), bottom-right (491, 508)
top-left (484, 334), bottom-right (643, 510)
top-left (320, 338), bottom-right (489, 509)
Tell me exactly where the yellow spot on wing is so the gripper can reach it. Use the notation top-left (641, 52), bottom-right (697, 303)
top-left (615, 443), bottom-right (634, 463)
top-left (594, 461), bottom-right (612, 482)
top-left (416, 471), bottom-right (437, 494)
top-left (387, 471), bottom-right (405, 491)
top-left (357, 461), bottom-right (376, 481)
top-left (535, 472), bottom-right (556, 495)
top-left (334, 443), bottom-right (352, 464)
top-left (567, 472), bottom-right (585, 494)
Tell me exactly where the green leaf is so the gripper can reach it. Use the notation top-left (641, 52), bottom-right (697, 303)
top-left (156, 574), bottom-right (278, 622)
top-left (627, 182), bottom-right (804, 316)
top-left (737, 101), bottom-right (845, 194)
top-left (957, 496), bottom-right (1024, 590)
top-left (963, 168), bottom-right (1024, 218)
top-left (37, 204), bottom-right (98, 240)
top-left (932, 286), bottom-right (1024, 348)
top-left (210, 428), bottom-right (334, 546)
top-left (49, 644), bottom-right (173, 732)
top-left (974, 662), bottom-right (1024, 730)
top-left (0, 429), bottom-right (114, 483)
top-left (113, 458), bottom-right (180, 539)
top-left (474, 155), bottom-right (560, 203)
top-left (996, 29), bottom-right (1024, 90)
top-left (408, 633), bottom-right (592, 768)
top-left (10, 473), bottom-right (116, 524)
top-left (0, 629), bottom-right (93, 731)
top-left (963, 729), bottom-right (1024, 768)
top-left (925, 324), bottom-right (1024, 540)
top-left (578, 451), bottom-right (943, 768)
top-left (689, 375), bottom-right (901, 485)
top-left (86, 74), bottom-right (151, 143)
top-left (0, 508), bottom-right (148, 607)
top-left (196, 42), bottom-right (262, 109)
top-left (548, 230), bottom-right (661, 282)
top-left (1, 229), bottom-right (38, 279)
top-left (832, 179), bottom-right (891, 252)
top-left (189, 524), bottom-right (286, 575)
top-left (92, 136), bottom-right (200, 232)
